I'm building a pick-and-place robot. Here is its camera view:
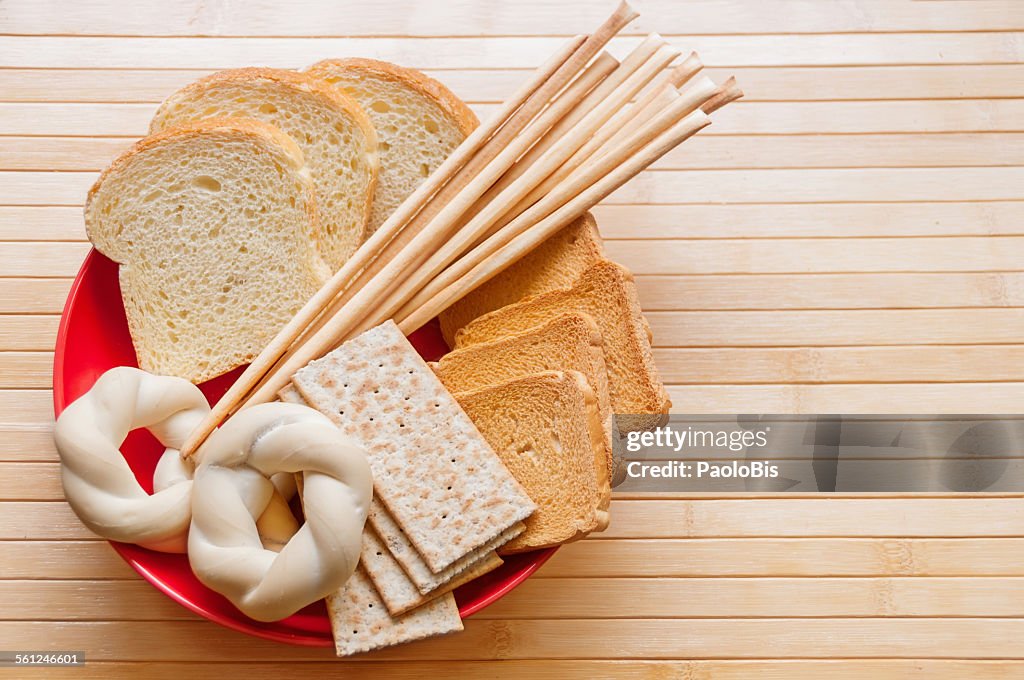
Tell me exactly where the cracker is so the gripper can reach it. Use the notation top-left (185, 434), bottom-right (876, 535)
top-left (293, 320), bottom-right (535, 572)
top-left (283, 382), bottom-right (518, 606)
top-left (372, 500), bottom-right (524, 594)
top-left (361, 526), bottom-right (504, 615)
top-left (327, 567), bottom-right (463, 657)
top-left (284, 385), bottom-right (512, 593)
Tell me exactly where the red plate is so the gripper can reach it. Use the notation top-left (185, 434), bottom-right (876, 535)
top-left (53, 248), bottom-right (555, 646)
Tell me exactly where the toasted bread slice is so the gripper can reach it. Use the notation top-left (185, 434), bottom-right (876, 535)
top-left (455, 260), bottom-right (671, 427)
top-left (150, 67), bottom-right (379, 270)
top-left (86, 117), bottom-right (326, 383)
top-left (305, 58), bottom-right (478, 234)
top-left (454, 370), bottom-right (611, 553)
top-left (433, 312), bottom-right (614, 482)
top-left (439, 212), bottom-right (605, 346)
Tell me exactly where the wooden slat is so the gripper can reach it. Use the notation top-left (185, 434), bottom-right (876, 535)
top-left (15, 661), bottom-right (1024, 680)
top-left (0, 390), bottom-right (52, 424)
top-left (7, 618), bottom-right (1024, 660)
top-left (634, 273), bottom-right (1024, 310)
top-left (482, 577), bottom-right (1024, 619)
top-left (666, 383), bottom-right (1024, 413)
top-left (609, 237), bottom-right (1024, 274)
top-left (0, 541), bottom-right (134, 578)
top-left (19, 237), bottom-right (1024, 278)
top-left (6, 100), bottom-right (1024, 138)
top-left (8, 167), bottom-right (1024, 206)
top-left (4, 66), bottom-right (1024, 103)
top-left (1, 33), bottom-right (1021, 69)
top-left (0, 278), bottom-right (71, 312)
top-left (596, 202), bottom-right (1024, 239)
top-left (9, 272), bottom-right (1024, 315)
top-left (11, 202), bottom-right (1024, 241)
top-left (0, 428), bottom-right (57, 462)
top-left (0, 207), bottom-right (83, 240)
top-left (3, 1), bottom-right (1022, 36)
top-left (6, 134), bottom-right (1024, 172)
top-left (0, 352), bottom-right (52, 388)
top-left (608, 167), bottom-right (1024, 205)
top-left (545, 538), bottom-right (1024, 577)
top-left (7, 538), bottom-right (1024, 580)
top-left (0, 462), bottom-right (60, 498)
top-left (0, 242), bottom-right (88, 276)
top-left (11, 498), bottom-right (1024, 541)
top-left (0, 317), bottom-right (59, 350)
top-left (6, 577), bottom-right (1024, 621)
top-left (647, 309), bottom-right (1024, 346)
top-left (599, 499), bottom-right (1024, 539)
top-left (655, 346), bottom-right (1024, 383)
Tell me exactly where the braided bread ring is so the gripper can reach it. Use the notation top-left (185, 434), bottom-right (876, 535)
top-left (54, 367), bottom-right (209, 552)
top-left (188, 402), bottom-right (372, 622)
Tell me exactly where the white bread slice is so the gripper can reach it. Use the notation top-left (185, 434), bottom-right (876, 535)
top-left (305, 58), bottom-right (478, 234)
top-left (85, 117), bottom-right (327, 384)
top-left (149, 67), bottom-right (378, 270)
top-left (455, 260), bottom-right (671, 427)
top-left (433, 312), bottom-right (614, 483)
top-left (453, 370), bottom-right (611, 553)
top-left (438, 212), bottom-right (605, 346)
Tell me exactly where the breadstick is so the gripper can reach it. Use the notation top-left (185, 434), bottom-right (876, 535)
top-left (701, 76), bottom-right (743, 114)
top-left (396, 77), bottom-right (718, 321)
top-left (362, 40), bottom-right (681, 331)
top-left (398, 109), bottom-right (712, 332)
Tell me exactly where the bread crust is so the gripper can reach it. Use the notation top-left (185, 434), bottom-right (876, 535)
top-left (306, 57), bottom-right (480, 136)
top-left (86, 116), bottom-right (320, 267)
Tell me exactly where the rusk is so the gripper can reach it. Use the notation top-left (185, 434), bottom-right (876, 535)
top-left (455, 259), bottom-right (671, 427)
top-left (438, 212), bottom-right (604, 346)
top-left (454, 370), bottom-right (611, 552)
top-left (434, 312), bottom-right (614, 482)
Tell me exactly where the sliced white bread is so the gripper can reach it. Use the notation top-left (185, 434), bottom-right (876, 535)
top-left (305, 58), bottom-right (478, 233)
top-left (149, 67), bottom-right (379, 270)
top-left (85, 117), bottom-right (327, 383)
top-left (433, 312), bottom-right (614, 482)
top-left (455, 260), bottom-right (671, 428)
top-left (454, 370), bottom-right (611, 553)
top-left (438, 212), bottom-right (605, 346)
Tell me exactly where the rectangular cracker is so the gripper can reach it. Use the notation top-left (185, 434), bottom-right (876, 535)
top-left (293, 320), bottom-right (535, 573)
top-left (362, 526), bottom-right (504, 616)
top-left (282, 384), bottom-right (518, 596)
top-left (373, 501), bottom-right (524, 594)
top-left (328, 567), bottom-right (463, 657)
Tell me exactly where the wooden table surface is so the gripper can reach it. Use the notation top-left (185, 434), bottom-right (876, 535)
top-left (3, 0), bottom-right (1024, 677)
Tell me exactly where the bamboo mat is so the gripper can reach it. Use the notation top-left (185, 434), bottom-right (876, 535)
top-left (2, 1), bottom-right (1024, 677)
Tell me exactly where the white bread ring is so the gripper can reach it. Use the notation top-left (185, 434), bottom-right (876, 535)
top-left (188, 402), bottom-right (372, 622)
top-left (55, 367), bottom-right (302, 553)
top-left (54, 367), bottom-right (209, 552)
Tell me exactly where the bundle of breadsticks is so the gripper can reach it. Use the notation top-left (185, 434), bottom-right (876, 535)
top-left (179, 1), bottom-right (741, 459)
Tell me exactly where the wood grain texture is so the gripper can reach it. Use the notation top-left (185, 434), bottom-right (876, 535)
top-left (2, 0), bottom-right (1024, 675)
top-left (5, 660), bottom-right (1022, 680)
